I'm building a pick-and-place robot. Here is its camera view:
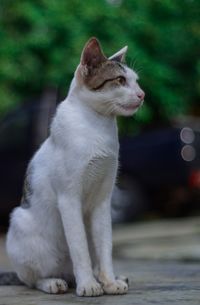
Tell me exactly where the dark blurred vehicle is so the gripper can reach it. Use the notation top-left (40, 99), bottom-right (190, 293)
top-left (112, 125), bottom-right (200, 222)
top-left (0, 92), bottom-right (200, 226)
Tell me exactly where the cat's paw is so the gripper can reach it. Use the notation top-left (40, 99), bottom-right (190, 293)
top-left (49, 279), bottom-right (68, 294)
top-left (76, 279), bottom-right (104, 297)
top-left (116, 275), bottom-right (129, 287)
top-left (102, 279), bottom-right (128, 295)
top-left (36, 278), bottom-right (68, 294)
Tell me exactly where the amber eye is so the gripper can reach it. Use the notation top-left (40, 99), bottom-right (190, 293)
top-left (116, 76), bottom-right (126, 85)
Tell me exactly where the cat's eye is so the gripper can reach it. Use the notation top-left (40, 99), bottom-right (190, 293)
top-left (92, 76), bottom-right (126, 91)
top-left (116, 76), bottom-right (126, 85)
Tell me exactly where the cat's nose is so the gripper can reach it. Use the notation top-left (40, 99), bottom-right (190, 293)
top-left (137, 91), bottom-right (145, 101)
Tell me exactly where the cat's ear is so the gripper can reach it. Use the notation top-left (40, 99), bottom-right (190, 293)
top-left (81, 37), bottom-right (107, 68)
top-left (109, 46), bottom-right (128, 63)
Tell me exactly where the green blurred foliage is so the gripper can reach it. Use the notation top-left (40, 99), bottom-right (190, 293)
top-left (0, 0), bottom-right (199, 134)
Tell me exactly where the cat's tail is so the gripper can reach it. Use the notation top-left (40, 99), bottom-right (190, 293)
top-left (0, 272), bottom-right (24, 285)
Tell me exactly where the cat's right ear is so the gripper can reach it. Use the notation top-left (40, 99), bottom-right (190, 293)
top-left (80, 37), bottom-right (107, 70)
top-left (109, 46), bottom-right (128, 63)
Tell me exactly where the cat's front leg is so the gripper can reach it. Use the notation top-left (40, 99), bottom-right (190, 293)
top-left (58, 195), bottom-right (103, 297)
top-left (90, 194), bottom-right (128, 295)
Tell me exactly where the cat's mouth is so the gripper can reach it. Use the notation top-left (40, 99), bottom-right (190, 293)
top-left (117, 101), bottom-right (142, 112)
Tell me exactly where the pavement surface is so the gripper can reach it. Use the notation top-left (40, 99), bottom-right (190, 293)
top-left (1, 217), bottom-right (200, 305)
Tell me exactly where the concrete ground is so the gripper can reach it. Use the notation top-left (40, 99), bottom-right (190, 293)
top-left (1, 217), bottom-right (200, 305)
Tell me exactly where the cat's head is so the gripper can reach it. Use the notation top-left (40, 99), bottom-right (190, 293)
top-left (74, 37), bottom-right (145, 116)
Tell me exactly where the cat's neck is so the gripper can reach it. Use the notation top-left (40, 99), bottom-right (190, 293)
top-left (67, 77), bottom-right (116, 124)
top-left (52, 77), bottom-right (118, 148)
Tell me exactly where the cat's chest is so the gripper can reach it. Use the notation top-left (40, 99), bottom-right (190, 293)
top-left (84, 137), bottom-right (119, 189)
top-left (82, 146), bottom-right (118, 209)
top-left (87, 151), bottom-right (117, 179)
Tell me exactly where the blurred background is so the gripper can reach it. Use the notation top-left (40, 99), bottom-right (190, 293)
top-left (0, 0), bottom-right (200, 227)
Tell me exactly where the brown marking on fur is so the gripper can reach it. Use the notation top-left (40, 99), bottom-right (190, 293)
top-left (77, 37), bottom-right (127, 90)
top-left (92, 75), bottom-right (126, 90)
top-left (78, 60), bottom-right (126, 90)
top-left (98, 271), bottom-right (111, 286)
top-left (21, 164), bottom-right (33, 208)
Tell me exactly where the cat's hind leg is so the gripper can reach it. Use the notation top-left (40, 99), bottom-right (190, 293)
top-left (6, 207), bottom-right (71, 294)
top-left (36, 278), bottom-right (68, 294)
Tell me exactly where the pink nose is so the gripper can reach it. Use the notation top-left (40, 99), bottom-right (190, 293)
top-left (137, 91), bottom-right (145, 101)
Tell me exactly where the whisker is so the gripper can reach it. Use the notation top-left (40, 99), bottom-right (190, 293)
top-left (104, 103), bottom-right (115, 116)
top-left (135, 66), bottom-right (143, 75)
top-left (99, 98), bottom-right (120, 116)
top-left (128, 56), bottom-right (139, 71)
top-left (128, 58), bottom-right (135, 70)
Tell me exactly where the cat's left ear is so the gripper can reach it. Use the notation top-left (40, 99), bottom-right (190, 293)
top-left (81, 37), bottom-right (107, 68)
top-left (109, 46), bottom-right (128, 63)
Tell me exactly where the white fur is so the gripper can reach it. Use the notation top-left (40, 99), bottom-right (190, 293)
top-left (6, 59), bottom-right (143, 296)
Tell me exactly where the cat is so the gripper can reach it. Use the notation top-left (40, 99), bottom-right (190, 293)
top-left (6, 37), bottom-right (145, 297)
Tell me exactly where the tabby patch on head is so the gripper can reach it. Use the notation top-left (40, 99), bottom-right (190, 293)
top-left (76, 37), bottom-right (145, 117)
top-left (79, 38), bottom-right (127, 90)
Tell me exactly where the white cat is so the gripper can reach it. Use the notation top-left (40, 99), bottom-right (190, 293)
top-left (6, 37), bottom-right (145, 297)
